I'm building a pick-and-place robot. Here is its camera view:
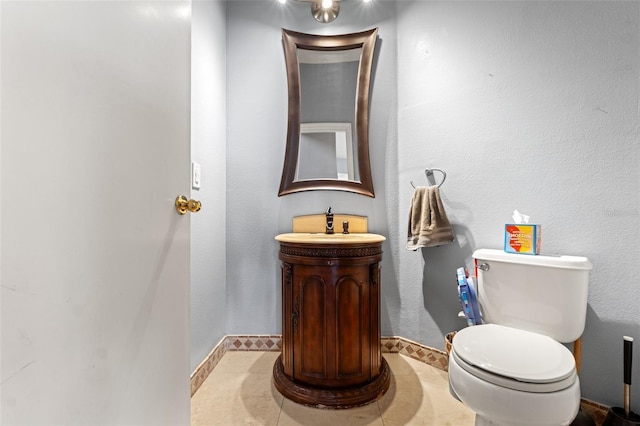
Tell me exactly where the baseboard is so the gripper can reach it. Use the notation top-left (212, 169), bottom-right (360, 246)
top-left (381, 335), bottom-right (449, 371)
top-left (190, 334), bottom-right (281, 396)
top-left (189, 334), bottom-right (610, 424)
top-left (580, 398), bottom-right (609, 426)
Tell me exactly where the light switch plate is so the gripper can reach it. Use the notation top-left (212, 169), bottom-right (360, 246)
top-left (192, 162), bottom-right (201, 190)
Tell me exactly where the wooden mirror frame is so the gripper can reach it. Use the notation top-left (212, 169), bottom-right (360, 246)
top-left (278, 28), bottom-right (378, 198)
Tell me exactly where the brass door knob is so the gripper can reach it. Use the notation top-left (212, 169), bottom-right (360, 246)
top-left (175, 195), bottom-right (202, 215)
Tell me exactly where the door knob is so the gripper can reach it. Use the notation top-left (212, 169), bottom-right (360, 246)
top-left (175, 195), bottom-right (202, 215)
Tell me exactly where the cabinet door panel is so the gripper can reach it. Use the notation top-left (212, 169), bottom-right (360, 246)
top-left (294, 272), bottom-right (328, 382)
top-left (336, 275), bottom-right (369, 382)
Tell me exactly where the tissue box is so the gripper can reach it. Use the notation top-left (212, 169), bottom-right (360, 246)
top-left (504, 224), bottom-right (541, 255)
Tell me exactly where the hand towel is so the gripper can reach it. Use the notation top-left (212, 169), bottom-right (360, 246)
top-left (407, 185), bottom-right (454, 250)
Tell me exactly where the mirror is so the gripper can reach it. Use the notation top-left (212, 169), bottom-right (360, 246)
top-left (278, 28), bottom-right (378, 197)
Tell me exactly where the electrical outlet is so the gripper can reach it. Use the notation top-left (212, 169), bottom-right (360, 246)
top-left (192, 162), bottom-right (201, 190)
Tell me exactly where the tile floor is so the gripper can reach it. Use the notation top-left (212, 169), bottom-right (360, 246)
top-left (191, 351), bottom-right (475, 425)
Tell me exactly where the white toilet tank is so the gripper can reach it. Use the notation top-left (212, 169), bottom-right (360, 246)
top-left (473, 249), bottom-right (592, 343)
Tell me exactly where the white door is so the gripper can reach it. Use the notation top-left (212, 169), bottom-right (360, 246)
top-left (1, 1), bottom-right (192, 424)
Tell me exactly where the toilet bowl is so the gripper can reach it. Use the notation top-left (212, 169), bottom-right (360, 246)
top-left (449, 324), bottom-right (580, 426)
top-left (448, 249), bottom-right (592, 426)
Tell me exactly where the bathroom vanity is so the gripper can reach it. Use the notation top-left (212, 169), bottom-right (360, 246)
top-left (272, 232), bottom-right (390, 408)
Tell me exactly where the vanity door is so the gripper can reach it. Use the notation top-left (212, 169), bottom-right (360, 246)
top-left (291, 263), bottom-right (372, 388)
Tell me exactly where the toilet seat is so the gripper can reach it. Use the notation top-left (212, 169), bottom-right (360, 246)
top-left (451, 324), bottom-right (577, 393)
top-left (448, 351), bottom-right (581, 426)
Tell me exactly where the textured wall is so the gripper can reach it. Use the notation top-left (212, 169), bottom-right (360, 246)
top-left (395, 1), bottom-right (639, 407)
top-left (191, 0), bottom-right (227, 372)
top-left (225, 1), bottom-right (640, 407)
top-left (225, 0), bottom-right (398, 335)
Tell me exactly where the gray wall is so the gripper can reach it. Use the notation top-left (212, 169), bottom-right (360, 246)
top-left (191, 0), bottom-right (227, 372)
top-left (394, 1), bottom-right (640, 408)
top-left (224, 0), bottom-right (639, 408)
top-left (225, 0), bottom-right (398, 335)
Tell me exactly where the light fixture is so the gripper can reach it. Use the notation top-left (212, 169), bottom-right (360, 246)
top-left (292, 0), bottom-right (342, 24)
top-left (311, 0), bottom-right (340, 23)
top-left (286, 0), bottom-right (370, 24)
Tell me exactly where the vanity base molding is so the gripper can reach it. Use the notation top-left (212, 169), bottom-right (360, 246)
top-left (273, 354), bottom-right (390, 409)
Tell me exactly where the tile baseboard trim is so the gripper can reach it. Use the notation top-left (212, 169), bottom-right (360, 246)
top-left (190, 336), bottom-right (227, 396)
top-left (189, 335), bottom-right (446, 395)
top-left (190, 335), bottom-right (282, 396)
top-left (226, 334), bottom-right (283, 352)
top-left (581, 398), bottom-right (609, 426)
top-left (189, 334), bottom-right (611, 423)
top-left (381, 335), bottom-right (449, 371)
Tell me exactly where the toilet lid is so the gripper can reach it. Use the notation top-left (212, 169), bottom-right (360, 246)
top-left (452, 324), bottom-right (577, 392)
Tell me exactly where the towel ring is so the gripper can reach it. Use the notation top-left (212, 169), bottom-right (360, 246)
top-left (410, 168), bottom-right (446, 189)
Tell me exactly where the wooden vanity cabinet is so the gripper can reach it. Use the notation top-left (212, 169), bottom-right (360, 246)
top-left (273, 240), bottom-right (390, 408)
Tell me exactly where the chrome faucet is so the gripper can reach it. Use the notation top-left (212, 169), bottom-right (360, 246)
top-left (325, 207), bottom-right (334, 234)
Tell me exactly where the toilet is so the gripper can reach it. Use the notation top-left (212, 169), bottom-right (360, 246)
top-left (448, 249), bottom-right (592, 426)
